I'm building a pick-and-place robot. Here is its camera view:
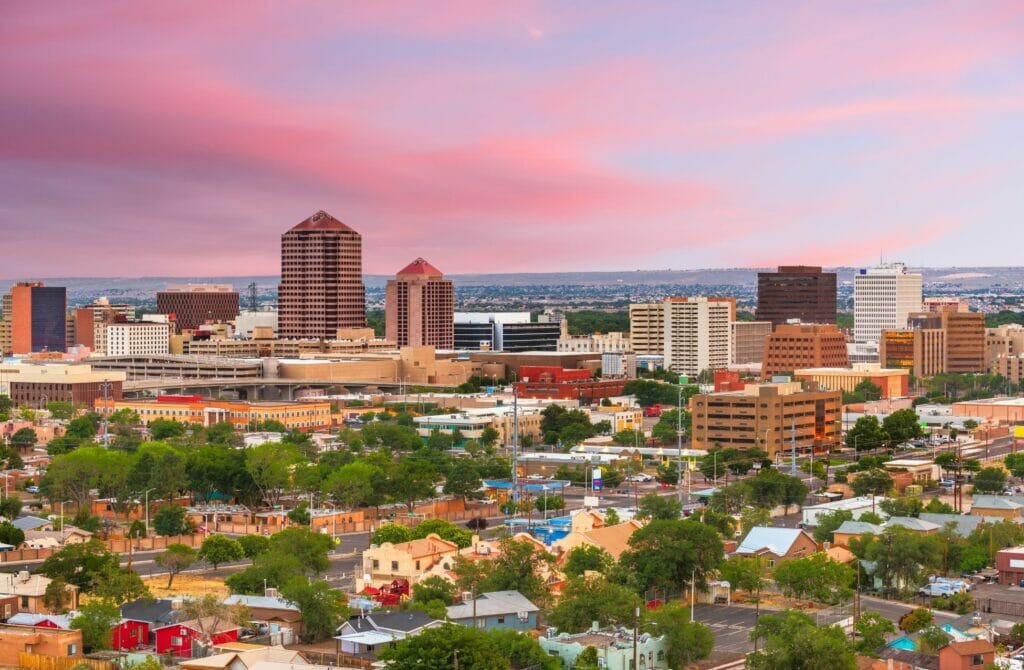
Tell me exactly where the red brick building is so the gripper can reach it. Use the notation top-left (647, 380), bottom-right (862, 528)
top-left (513, 366), bottom-right (626, 401)
top-left (278, 210), bottom-right (365, 339)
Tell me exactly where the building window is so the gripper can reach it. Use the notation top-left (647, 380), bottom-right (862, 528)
top-left (171, 636), bottom-right (183, 647)
top-left (67, 644), bottom-right (77, 655)
top-left (20, 596), bottom-right (28, 608)
top-left (391, 561), bottom-right (399, 571)
top-left (372, 560), bottom-right (379, 569)
top-left (971, 655), bottom-right (984, 666)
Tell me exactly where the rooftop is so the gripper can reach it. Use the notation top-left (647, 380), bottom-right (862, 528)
top-left (446, 590), bottom-right (539, 620)
top-left (396, 258), bottom-right (444, 278)
top-left (288, 209), bottom-right (355, 233)
top-left (736, 527), bottom-right (809, 556)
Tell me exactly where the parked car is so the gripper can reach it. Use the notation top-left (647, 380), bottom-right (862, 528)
top-left (25, 485), bottom-right (39, 494)
top-left (628, 473), bottom-right (655, 482)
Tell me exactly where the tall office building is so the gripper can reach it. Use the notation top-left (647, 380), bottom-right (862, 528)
top-left (756, 266), bottom-right (837, 327)
top-left (880, 308), bottom-right (985, 378)
top-left (0, 282), bottom-right (67, 355)
top-left (853, 263), bottom-right (922, 344)
top-left (663, 297), bottom-right (733, 377)
top-left (278, 210), bottom-right (366, 339)
top-left (762, 323), bottom-right (849, 377)
top-left (157, 284), bottom-right (239, 333)
top-left (385, 258), bottom-right (454, 349)
top-left (628, 303), bottom-right (665, 356)
top-left (731, 321), bottom-right (773, 365)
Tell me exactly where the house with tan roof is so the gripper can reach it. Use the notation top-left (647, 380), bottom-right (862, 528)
top-left (180, 645), bottom-right (305, 670)
top-left (358, 533), bottom-right (459, 591)
top-left (551, 520), bottom-right (644, 562)
top-left (0, 571), bottom-right (78, 615)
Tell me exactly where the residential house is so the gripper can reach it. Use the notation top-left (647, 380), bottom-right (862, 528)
top-left (802, 496), bottom-right (888, 526)
top-left (0, 624), bottom-right (82, 667)
top-left (10, 516), bottom-right (53, 532)
top-left (153, 616), bottom-right (241, 658)
top-left (335, 611), bottom-right (443, 657)
top-left (180, 645), bottom-right (306, 670)
top-left (969, 496), bottom-right (1022, 522)
top-left (445, 591), bottom-right (540, 631)
top-left (832, 521), bottom-right (884, 548)
top-left (734, 528), bottom-right (818, 567)
top-left (358, 534), bottom-right (459, 591)
top-left (223, 594), bottom-right (302, 637)
top-left (937, 639), bottom-right (995, 669)
top-left (117, 598), bottom-right (179, 650)
top-left (539, 626), bottom-right (669, 670)
top-left (884, 517), bottom-right (940, 535)
top-left (23, 527), bottom-right (92, 550)
top-left (551, 520), bottom-right (644, 562)
top-left (0, 572), bottom-right (78, 615)
top-left (918, 514), bottom-right (991, 539)
top-left (6, 613), bottom-right (73, 630)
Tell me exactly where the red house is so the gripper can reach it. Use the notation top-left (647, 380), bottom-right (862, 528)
top-left (153, 619), bottom-right (239, 658)
top-left (111, 619), bottom-right (150, 651)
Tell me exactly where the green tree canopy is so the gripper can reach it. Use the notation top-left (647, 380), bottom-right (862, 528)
top-left (280, 577), bottom-right (347, 643)
top-left (71, 601), bottom-right (120, 652)
top-left (152, 504), bottom-right (189, 537)
top-left (563, 545), bottom-right (614, 579)
top-left (882, 409), bottom-right (924, 444)
top-left (772, 553), bottom-right (854, 604)
top-left (846, 415), bottom-right (889, 451)
top-left (619, 519), bottom-right (724, 594)
top-left (972, 467), bottom-right (1007, 493)
top-left (154, 544), bottom-right (197, 588)
top-left (644, 602), bottom-right (714, 668)
top-left (748, 610), bottom-right (856, 670)
top-left (547, 576), bottom-right (640, 633)
top-left (198, 534), bottom-right (244, 569)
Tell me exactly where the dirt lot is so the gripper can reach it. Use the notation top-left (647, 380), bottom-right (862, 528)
top-left (142, 574), bottom-right (231, 599)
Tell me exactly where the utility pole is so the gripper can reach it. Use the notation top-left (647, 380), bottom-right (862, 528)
top-left (633, 606), bottom-right (639, 670)
top-left (512, 385), bottom-right (519, 509)
top-left (790, 420), bottom-right (797, 476)
top-left (677, 381), bottom-right (684, 504)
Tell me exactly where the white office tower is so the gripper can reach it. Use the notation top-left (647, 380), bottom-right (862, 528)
top-left (663, 297), bottom-right (733, 376)
top-left (853, 263), bottom-right (923, 344)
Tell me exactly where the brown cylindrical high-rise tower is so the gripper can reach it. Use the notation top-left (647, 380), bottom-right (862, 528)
top-left (278, 210), bottom-right (366, 339)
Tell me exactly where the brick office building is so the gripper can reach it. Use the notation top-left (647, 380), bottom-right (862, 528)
top-left (755, 266), bottom-right (837, 327)
top-left (157, 284), bottom-right (239, 333)
top-left (278, 210), bottom-right (366, 339)
top-left (0, 282), bottom-right (66, 355)
top-left (762, 323), bottom-right (848, 378)
top-left (385, 258), bottom-right (454, 349)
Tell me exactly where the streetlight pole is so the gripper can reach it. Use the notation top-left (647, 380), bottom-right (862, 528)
top-left (58, 500), bottom-right (72, 542)
top-left (143, 488), bottom-right (155, 536)
top-left (98, 382), bottom-right (113, 446)
top-left (676, 383), bottom-right (683, 505)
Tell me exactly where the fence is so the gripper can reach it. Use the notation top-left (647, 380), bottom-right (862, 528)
top-left (975, 598), bottom-right (1024, 617)
top-left (0, 534), bottom-right (204, 564)
top-left (18, 653), bottom-right (114, 670)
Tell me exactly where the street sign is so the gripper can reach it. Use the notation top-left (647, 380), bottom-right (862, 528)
top-left (678, 375), bottom-right (689, 385)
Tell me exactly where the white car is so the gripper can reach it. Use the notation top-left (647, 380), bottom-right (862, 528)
top-left (628, 473), bottom-right (655, 482)
top-left (527, 474), bottom-right (546, 480)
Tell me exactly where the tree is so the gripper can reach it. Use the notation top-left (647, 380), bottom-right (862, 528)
top-left (443, 459), bottom-right (483, 500)
top-left (972, 467), bottom-right (1007, 494)
top-left (548, 576), bottom-right (640, 633)
top-left (45, 401), bottom-right (75, 420)
top-left (851, 469), bottom-right (893, 497)
top-left (898, 607), bottom-right (934, 633)
top-left (480, 537), bottom-right (555, 606)
top-left (882, 409), bottom-right (923, 444)
top-left (574, 647), bottom-right (600, 670)
top-left (0, 522), bottom-right (25, 547)
top-left (853, 379), bottom-right (883, 402)
top-left (372, 524), bottom-right (414, 545)
top-left (286, 502), bottom-right (311, 526)
top-left (412, 519), bottom-right (473, 549)
top-left (0, 496), bottom-right (21, 522)
top-left (323, 460), bottom-right (386, 509)
top-left (563, 545), bottom-right (614, 579)
top-left (411, 575), bottom-right (457, 607)
top-left (66, 416), bottom-right (98, 441)
top-left (198, 534), bottom-right (244, 569)
top-left (619, 519), bottom-right (724, 595)
top-left (378, 624), bottom-right (509, 670)
top-left (71, 601), bottom-right (120, 652)
top-left (387, 457), bottom-right (439, 511)
top-left (0, 394), bottom-right (11, 422)
top-left (43, 578), bottom-right (72, 614)
top-left (846, 415), bottom-right (889, 451)
top-left (486, 628), bottom-right (560, 670)
top-left (719, 556), bottom-right (768, 607)
top-left (534, 493), bottom-right (564, 513)
top-left (226, 552), bottom-right (304, 594)
top-left (152, 504), bottom-right (189, 537)
top-left (155, 544), bottom-right (197, 588)
top-left (39, 539), bottom-right (120, 592)
top-left (480, 426), bottom-right (500, 449)
top-left (269, 527), bottom-right (333, 574)
top-left (813, 509), bottom-right (854, 544)
top-left (644, 602), bottom-right (714, 668)
top-left (93, 563), bottom-right (150, 604)
top-left (149, 418), bottom-right (186, 441)
top-left (179, 593), bottom-right (251, 643)
top-left (237, 534), bottom-right (270, 561)
top-left (747, 610), bottom-right (856, 670)
top-left (1005, 452), bottom-right (1024, 478)
top-left (918, 625), bottom-right (951, 654)
top-left (280, 577), bottom-right (347, 643)
top-left (10, 427), bottom-right (37, 451)
top-left (637, 492), bottom-right (681, 520)
top-left (740, 507), bottom-right (772, 535)
top-left (854, 611), bottom-right (896, 655)
top-left (245, 442), bottom-right (300, 506)
top-left (772, 553), bottom-right (854, 604)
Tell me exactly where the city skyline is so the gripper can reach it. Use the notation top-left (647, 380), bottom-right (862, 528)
top-left (3, 3), bottom-right (1023, 276)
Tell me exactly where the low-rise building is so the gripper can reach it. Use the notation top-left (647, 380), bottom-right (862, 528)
top-left (689, 381), bottom-right (841, 457)
top-left (358, 534), bottom-right (460, 591)
top-left (970, 495), bottom-right (1023, 522)
top-left (794, 364), bottom-right (909, 399)
top-left (802, 496), bottom-right (888, 526)
top-left (540, 626), bottom-right (669, 670)
top-left (762, 323), bottom-right (849, 378)
top-left (734, 527), bottom-right (818, 567)
top-left (446, 591), bottom-right (540, 631)
top-left (831, 521), bottom-right (884, 548)
top-left (0, 362), bottom-right (125, 410)
top-left (0, 572), bottom-right (78, 615)
top-left (96, 395), bottom-right (332, 431)
top-left (0, 624), bottom-right (82, 666)
top-left (937, 639), bottom-right (995, 669)
top-left (222, 594), bottom-right (302, 637)
top-left (551, 520), bottom-right (644, 562)
top-left (413, 406), bottom-right (543, 447)
top-left (335, 611), bottom-right (443, 657)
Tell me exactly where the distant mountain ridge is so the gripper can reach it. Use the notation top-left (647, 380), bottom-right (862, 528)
top-left (4, 267), bottom-right (1023, 304)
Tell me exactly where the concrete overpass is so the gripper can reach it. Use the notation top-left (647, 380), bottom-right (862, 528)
top-left (122, 377), bottom-right (444, 400)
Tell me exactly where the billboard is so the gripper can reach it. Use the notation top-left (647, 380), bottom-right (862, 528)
top-left (592, 467), bottom-right (603, 492)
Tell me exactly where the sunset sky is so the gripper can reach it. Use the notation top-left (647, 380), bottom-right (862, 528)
top-left (3, 2), bottom-right (1023, 277)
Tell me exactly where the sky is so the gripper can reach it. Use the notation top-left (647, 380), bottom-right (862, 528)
top-left (2, 1), bottom-right (1023, 277)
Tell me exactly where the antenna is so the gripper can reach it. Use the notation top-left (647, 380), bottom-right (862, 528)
top-left (247, 282), bottom-right (258, 312)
